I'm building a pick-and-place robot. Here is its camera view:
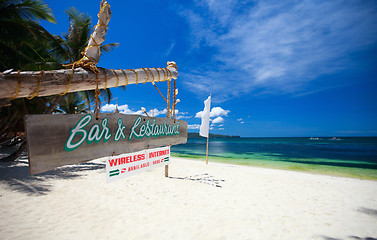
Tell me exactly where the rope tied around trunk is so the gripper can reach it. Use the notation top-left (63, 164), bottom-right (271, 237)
top-left (26, 70), bottom-right (44, 100)
top-left (111, 69), bottom-right (119, 88)
top-left (128, 69), bottom-right (138, 84)
top-left (141, 68), bottom-right (149, 84)
top-left (120, 69), bottom-right (128, 86)
top-left (62, 1), bottom-right (110, 75)
top-left (10, 71), bottom-right (21, 101)
top-left (153, 68), bottom-right (160, 82)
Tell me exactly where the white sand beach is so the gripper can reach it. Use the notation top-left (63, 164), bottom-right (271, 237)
top-left (1, 156), bottom-right (376, 240)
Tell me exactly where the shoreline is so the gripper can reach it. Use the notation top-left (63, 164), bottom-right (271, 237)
top-left (1, 156), bottom-right (377, 239)
top-left (171, 153), bottom-right (377, 181)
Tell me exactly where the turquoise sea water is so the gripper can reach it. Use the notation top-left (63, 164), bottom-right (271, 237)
top-left (171, 137), bottom-right (377, 180)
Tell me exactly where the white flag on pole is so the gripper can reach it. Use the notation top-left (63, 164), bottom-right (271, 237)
top-left (199, 95), bottom-right (211, 138)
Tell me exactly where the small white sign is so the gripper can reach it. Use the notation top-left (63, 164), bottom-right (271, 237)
top-left (106, 146), bottom-right (170, 182)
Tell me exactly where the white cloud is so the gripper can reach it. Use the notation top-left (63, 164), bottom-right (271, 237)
top-left (210, 107), bottom-right (230, 118)
top-left (101, 103), bottom-right (117, 112)
top-left (148, 108), bottom-right (191, 119)
top-left (101, 104), bottom-right (143, 115)
top-left (179, 0), bottom-right (377, 99)
top-left (195, 106), bottom-right (229, 128)
top-left (176, 115), bottom-right (192, 119)
top-left (102, 104), bottom-right (191, 119)
top-left (196, 106), bottom-right (230, 118)
top-left (147, 108), bottom-right (167, 117)
top-left (195, 111), bottom-right (203, 118)
top-left (175, 111), bottom-right (192, 119)
top-left (237, 118), bottom-right (245, 124)
top-left (188, 124), bottom-right (200, 129)
top-left (212, 116), bottom-right (224, 124)
top-left (164, 41), bottom-right (176, 57)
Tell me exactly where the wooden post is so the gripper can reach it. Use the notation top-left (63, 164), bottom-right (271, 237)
top-left (165, 79), bottom-right (171, 177)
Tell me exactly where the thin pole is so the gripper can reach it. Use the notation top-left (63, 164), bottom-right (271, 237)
top-left (152, 82), bottom-right (167, 103)
top-left (206, 135), bottom-right (209, 164)
top-left (206, 93), bottom-right (211, 164)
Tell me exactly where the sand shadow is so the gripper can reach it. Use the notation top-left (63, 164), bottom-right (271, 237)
top-left (0, 153), bottom-right (105, 195)
top-left (357, 207), bottom-right (377, 218)
top-left (169, 173), bottom-right (225, 188)
top-left (349, 237), bottom-right (377, 240)
top-left (320, 236), bottom-right (377, 240)
top-left (319, 208), bottom-right (377, 240)
top-left (320, 237), bottom-right (342, 240)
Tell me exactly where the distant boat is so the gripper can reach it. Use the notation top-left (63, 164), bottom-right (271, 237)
top-left (329, 137), bottom-right (341, 141)
top-left (309, 137), bottom-right (320, 140)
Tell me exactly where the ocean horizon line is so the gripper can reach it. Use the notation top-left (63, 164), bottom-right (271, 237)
top-left (187, 133), bottom-right (377, 138)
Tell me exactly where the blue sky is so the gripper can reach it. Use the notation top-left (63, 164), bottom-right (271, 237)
top-left (43, 0), bottom-right (377, 137)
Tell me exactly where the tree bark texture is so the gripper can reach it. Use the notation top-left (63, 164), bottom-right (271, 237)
top-left (81, 0), bottom-right (111, 63)
top-left (0, 66), bottom-right (178, 105)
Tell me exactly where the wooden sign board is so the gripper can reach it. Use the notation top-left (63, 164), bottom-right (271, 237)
top-left (25, 113), bottom-right (187, 174)
top-left (106, 146), bottom-right (171, 183)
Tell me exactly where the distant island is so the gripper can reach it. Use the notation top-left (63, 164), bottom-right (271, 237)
top-left (188, 132), bottom-right (241, 138)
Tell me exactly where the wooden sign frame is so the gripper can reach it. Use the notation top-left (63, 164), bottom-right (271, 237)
top-left (25, 113), bottom-right (187, 174)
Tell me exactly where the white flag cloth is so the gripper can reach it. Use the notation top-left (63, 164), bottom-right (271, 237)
top-left (199, 95), bottom-right (211, 138)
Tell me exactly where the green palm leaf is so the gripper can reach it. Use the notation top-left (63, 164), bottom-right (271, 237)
top-left (0, 0), bottom-right (56, 23)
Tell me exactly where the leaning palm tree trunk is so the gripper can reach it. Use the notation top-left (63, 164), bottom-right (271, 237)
top-left (0, 63), bottom-right (178, 106)
top-left (80, 0), bottom-right (111, 64)
top-left (0, 0), bottom-right (181, 107)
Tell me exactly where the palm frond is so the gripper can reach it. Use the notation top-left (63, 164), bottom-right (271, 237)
top-left (63, 7), bottom-right (91, 61)
top-left (100, 88), bottom-right (113, 104)
top-left (0, 0), bottom-right (56, 23)
top-left (48, 35), bottom-right (73, 63)
top-left (100, 43), bottom-right (120, 55)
